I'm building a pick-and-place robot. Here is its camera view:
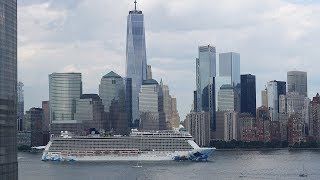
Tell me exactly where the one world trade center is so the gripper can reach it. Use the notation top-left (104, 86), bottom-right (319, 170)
top-left (126, 1), bottom-right (147, 123)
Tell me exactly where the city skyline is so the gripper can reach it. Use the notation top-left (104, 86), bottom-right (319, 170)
top-left (18, 0), bottom-right (320, 120)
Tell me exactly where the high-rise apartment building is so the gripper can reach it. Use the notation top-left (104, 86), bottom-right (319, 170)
top-left (224, 112), bottom-right (239, 141)
top-left (99, 71), bottom-right (125, 113)
top-left (310, 93), bottom-right (320, 141)
top-left (240, 74), bottom-right (256, 116)
top-left (219, 52), bottom-right (240, 87)
top-left (126, 1), bottom-right (147, 122)
top-left (17, 82), bottom-right (24, 131)
top-left (287, 71), bottom-right (307, 97)
top-left (196, 45), bottom-right (216, 112)
top-left (185, 112), bottom-right (210, 147)
top-left (0, 0), bottom-right (18, 179)
top-left (25, 108), bottom-right (44, 147)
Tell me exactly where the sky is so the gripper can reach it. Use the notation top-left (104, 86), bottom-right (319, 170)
top-left (18, 0), bottom-right (320, 120)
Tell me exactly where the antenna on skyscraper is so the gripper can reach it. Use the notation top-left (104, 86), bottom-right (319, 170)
top-left (134, 0), bottom-right (137, 11)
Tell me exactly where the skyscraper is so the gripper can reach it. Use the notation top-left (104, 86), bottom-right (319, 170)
top-left (215, 76), bottom-right (232, 110)
top-left (217, 85), bottom-right (239, 112)
top-left (287, 71), bottom-right (307, 97)
top-left (147, 65), bottom-right (152, 80)
top-left (267, 80), bottom-right (286, 121)
top-left (240, 74), bottom-right (256, 116)
top-left (219, 52), bottom-right (240, 87)
top-left (17, 82), bottom-right (24, 131)
top-left (196, 45), bottom-right (216, 112)
top-left (185, 112), bottom-right (210, 147)
top-left (126, 1), bottom-right (147, 122)
top-left (0, 0), bottom-right (18, 179)
top-left (99, 71), bottom-right (125, 113)
top-left (49, 73), bottom-right (82, 134)
top-left (261, 89), bottom-right (268, 107)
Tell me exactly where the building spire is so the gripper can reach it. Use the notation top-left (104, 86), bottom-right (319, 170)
top-left (134, 0), bottom-right (137, 11)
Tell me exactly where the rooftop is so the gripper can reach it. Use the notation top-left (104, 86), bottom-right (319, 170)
top-left (103, 71), bottom-right (122, 78)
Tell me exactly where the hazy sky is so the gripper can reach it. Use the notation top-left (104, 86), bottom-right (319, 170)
top-left (19, 0), bottom-right (320, 120)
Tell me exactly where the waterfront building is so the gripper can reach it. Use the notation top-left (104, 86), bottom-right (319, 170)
top-left (267, 80), bottom-right (286, 121)
top-left (126, 1), bottom-right (147, 122)
top-left (240, 74), bottom-right (256, 116)
top-left (147, 65), bottom-right (152, 80)
top-left (49, 73), bottom-right (82, 134)
top-left (185, 112), bottom-right (210, 147)
top-left (310, 94), bottom-right (320, 141)
top-left (196, 45), bottom-right (216, 112)
top-left (302, 97), bottom-right (311, 135)
top-left (217, 84), bottom-right (239, 112)
top-left (208, 77), bottom-right (216, 130)
top-left (139, 79), bottom-right (165, 130)
top-left (17, 82), bottom-right (24, 131)
top-left (42, 101), bottom-right (50, 144)
top-left (239, 113), bottom-right (255, 141)
top-left (279, 112), bottom-right (288, 141)
top-left (288, 113), bottom-right (305, 145)
top-left (125, 78), bottom-right (133, 127)
top-left (213, 111), bottom-right (226, 140)
top-left (0, 0), bottom-right (18, 178)
top-left (25, 108), bottom-right (44, 146)
top-left (74, 94), bottom-right (107, 133)
top-left (287, 71), bottom-right (307, 97)
top-left (99, 71), bottom-right (125, 113)
top-left (224, 112), bottom-right (239, 141)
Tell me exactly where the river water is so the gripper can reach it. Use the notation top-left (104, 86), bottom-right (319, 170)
top-left (18, 150), bottom-right (320, 180)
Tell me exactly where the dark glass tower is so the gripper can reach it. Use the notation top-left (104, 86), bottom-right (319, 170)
top-left (240, 74), bottom-right (256, 116)
top-left (0, 0), bottom-right (18, 179)
top-left (126, 1), bottom-right (147, 123)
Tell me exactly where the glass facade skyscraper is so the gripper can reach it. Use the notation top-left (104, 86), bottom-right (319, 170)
top-left (126, 2), bottom-right (147, 122)
top-left (287, 71), bottom-right (307, 97)
top-left (240, 74), bottom-right (256, 116)
top-left (196, 45), bottom-right (216, 112)
top-left (0, 0), bottom-right (18, 179)
top-left (267, 80), bottom-right (286, 121)
top-left (219, 52), bottom-right (240, 87)
top-left (49, 73), bottom-right (82, 123)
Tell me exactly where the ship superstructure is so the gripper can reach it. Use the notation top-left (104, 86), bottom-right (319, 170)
top-left (42, 129), bottom-right (215, 162)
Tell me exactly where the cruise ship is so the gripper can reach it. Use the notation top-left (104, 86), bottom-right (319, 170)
top-left (42, 129), bottom-right (215, 162)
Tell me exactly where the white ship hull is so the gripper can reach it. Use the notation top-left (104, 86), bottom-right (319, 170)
top-left (42, 148), bottom-right (214, 162)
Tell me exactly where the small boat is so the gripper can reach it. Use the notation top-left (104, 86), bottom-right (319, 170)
top-left (299, 165), bottom-right (308, 177)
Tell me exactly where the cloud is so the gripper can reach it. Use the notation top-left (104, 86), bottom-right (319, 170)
top-left (19, 0), bottom-right (320, 120)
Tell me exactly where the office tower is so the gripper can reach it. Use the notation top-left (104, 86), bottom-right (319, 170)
top-left (147, 65), bottom-right (152, 80)
top-left (310, 94), bottom-right (320, 140)
top-left (126, 1), bottom-right (147, 122)
top-left (25, 108), bottom-right (44, 146)
top-left (267, 80), bottom-right (286, 121)
top-left (17, 82), bottom-right (24, 131)
top-left (171, 97), bottom-right (181, 128)
top-left (185, 112), bottom-right (210, 147)
top-left (219, 52), bottom-right (240, 87)
top-left (160, 80), bottom-right (174, 129)
top-left (196, 45), bottom-right (216, 112)
top-left (208, 77), bottom-right (216, 130)
top-left (240, 74), bottom-right (256, 116)
top-left (215, 76), bottom-right (232, 110)
top-left (287, 71), bottom-right (307, 97)
top-left (217, 85), bottom-right (239, 112)
top-left (49, 73), bottom-right (82, 134)
top-left (0, 0), bottom-right (18, 179)
top-left (74, 94), bottom-right (106, 133)
top-left (261, 89), bottom-right (268, 107)
top-left (125, 78), bottom-right (133, 127)
top-left (193, 90), bottom-right (197, 111)
top-left (99, 71), bottom-right (125, 113)
top-left (139, 79), bottom-right (165, 130)
top-left (224, 111), bottom-right (239, 141)
top-left (42, 101), bottom-right (50, 144)
top-left (302, 97), bottom-right (311, 135)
